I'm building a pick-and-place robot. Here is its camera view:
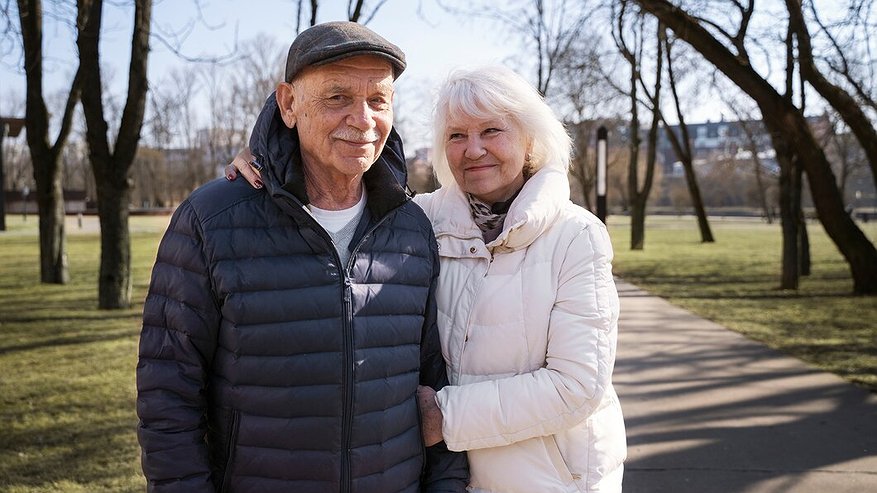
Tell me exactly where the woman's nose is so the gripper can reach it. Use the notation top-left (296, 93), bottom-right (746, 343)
top-left (464, 136), bottom-right (486, 159)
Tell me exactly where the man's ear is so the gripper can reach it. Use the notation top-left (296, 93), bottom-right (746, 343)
top-left (276, 82), bottom-right (296, 128)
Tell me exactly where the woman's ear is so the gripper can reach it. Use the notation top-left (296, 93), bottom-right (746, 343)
top-left (276, 82), bottom-right (297, 128)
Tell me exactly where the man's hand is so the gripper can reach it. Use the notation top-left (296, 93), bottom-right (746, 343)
top-left (417, 385), bottom-right (444, 447)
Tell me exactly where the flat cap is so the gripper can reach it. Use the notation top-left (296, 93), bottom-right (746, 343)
top-left (285, 21), bottom-right (406, 82)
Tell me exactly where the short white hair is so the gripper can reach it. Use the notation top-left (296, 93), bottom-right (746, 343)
top-left (431, 65), bottom-right (572, 187)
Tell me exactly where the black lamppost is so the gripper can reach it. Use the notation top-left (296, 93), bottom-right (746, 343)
top-left (0, 117), bottom-right (26, 231)
top-left (595, 126), bottom-right (608, 223)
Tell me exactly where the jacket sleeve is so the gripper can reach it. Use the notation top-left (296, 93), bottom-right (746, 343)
top-left (435, 222), bottom-right (620, 451)
top-left (137, 201), bottom-right (220, 493)
top-left (419, 238), bottom-right (470, 492)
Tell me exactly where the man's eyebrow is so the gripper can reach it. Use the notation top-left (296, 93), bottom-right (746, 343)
top-left (320, 82), bottom-right (350, 94)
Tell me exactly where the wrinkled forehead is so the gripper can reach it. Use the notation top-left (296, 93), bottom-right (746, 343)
top-left (295, 55), bottom-right (395, 90)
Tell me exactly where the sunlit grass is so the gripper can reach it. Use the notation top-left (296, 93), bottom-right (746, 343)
top-left (0, 214), bottom-right (168, 493)
top-left (607, 215), bottom-right (877, 391)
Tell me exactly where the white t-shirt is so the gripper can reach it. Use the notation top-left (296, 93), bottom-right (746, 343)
top-left (307, 189), bottom-right (367, 267)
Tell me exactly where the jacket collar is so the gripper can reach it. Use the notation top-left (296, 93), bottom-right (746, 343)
top-left (430, 167), bottom-right (570, 252)
top-left (248, 92), bottom-right (410, 220)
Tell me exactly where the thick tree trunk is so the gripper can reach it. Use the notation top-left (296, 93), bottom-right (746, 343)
top-left (636, 0), bottom-right (877, 294)
top-left (96, 173), bottom-right (131, 308)
top-left (778, 151), bottom-right (798, 290)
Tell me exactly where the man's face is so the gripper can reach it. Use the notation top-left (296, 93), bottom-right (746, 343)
top-left (279, 55), bottom-right (395, 182)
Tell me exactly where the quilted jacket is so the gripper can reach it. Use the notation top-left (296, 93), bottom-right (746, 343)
top-left (413, 168), bottom-right (626, 493)
top-left (136, 94), bottom-right (468, 493)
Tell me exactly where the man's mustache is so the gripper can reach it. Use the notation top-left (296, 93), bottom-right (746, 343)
top-left (332, 128), bottom-right (380, 143)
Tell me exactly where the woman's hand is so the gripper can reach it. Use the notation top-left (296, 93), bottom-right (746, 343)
top-left (224, 146), bottom-right (263, 189)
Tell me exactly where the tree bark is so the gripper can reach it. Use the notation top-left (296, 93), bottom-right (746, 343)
top-left (635, 0), bottom-right (877, 293)
top-left (17, 0), bottom-right (81, 284)
top-left (77, 0), bottom-right (151, 308)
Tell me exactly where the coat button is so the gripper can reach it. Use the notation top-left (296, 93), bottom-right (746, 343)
top-left (469, 246), bottom-right (477, 254)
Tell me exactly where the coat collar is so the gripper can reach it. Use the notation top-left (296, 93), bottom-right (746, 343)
top-left (429, 167), bottom-right (570, 253)
top-left (248, 92), bottom-right (409, 220)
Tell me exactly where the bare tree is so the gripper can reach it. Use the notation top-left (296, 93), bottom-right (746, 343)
top-left (77, 0), bottom-right (151, 309)
top-left (439, 0), bottom-right (592, 96)
top-left (15, 0), bottom-right (82, 284)
top-left (636, 0), bottom-right (877, 293)
top-left (614, 1), bottom-right (662, 250)
top-left (661, 31), bottom-right (714, 242)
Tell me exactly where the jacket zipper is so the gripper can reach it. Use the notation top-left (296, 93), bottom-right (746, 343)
top-left (299, 216), bottom-right (355, 493)
top-left (341, 212), bottom-right (396, 493)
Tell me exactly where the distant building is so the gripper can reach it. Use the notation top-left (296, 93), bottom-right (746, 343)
top-left (3, 189), bottom-right (88, 214)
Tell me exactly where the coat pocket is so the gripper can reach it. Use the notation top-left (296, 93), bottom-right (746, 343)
top-left (218, 410), bottom-right (241, 493)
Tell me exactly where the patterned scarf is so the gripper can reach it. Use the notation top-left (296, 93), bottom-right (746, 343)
top-left (466, 187), bottom-right (523, 243)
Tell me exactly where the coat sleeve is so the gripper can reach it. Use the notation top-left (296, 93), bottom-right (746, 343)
top-left (419, 237), bottom-right (470, 492)
top-left (137, 201), bottom-right (220, 493)
top-left (435, 222), bottom-right (620, 451)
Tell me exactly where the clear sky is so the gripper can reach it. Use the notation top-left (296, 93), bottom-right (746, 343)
top-left (0, 0), bottom-right (522, 148)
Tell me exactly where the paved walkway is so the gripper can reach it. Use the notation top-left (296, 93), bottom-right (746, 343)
top-left (614, 281), bottom-right (877, 493)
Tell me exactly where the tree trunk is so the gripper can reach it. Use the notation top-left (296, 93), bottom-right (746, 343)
top-left (778, 150), bottom-right (798, 290)
top-left (630, 197), bottom-right (646, 250)
top-left (636, 0), bottom-right (877, 294)
top-left (796, 165), bottom-right (811, 276)
top-left (96, 172), bottom-right (131, 308)
top-left (35, 169), bottom-right (69, 283)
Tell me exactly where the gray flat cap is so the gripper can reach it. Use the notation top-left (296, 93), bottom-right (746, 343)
top-left (285, 21), bottom-right (406, 82)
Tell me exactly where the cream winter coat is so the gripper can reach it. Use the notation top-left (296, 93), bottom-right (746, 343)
top-left (413, 168), bottom-right (626, 493)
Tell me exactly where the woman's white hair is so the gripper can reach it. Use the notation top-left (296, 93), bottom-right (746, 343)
top-left (431, 65), bottom-right (572, 187)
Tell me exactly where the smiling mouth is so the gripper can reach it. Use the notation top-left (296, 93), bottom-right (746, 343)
top-left (339, 139), bottom-right (375, 146)
top-left (465, 164), bottom-right (496, 172)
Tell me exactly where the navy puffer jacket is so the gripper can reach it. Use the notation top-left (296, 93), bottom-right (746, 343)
top-left (137, 94), bottom-right (468, 493)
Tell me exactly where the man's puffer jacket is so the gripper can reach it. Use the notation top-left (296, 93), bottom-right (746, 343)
top-left (136, 93), bottom-right (468, 493)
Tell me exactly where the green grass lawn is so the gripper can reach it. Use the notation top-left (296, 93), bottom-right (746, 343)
top-left (0, 213), bottom-right (875, 492)
top-left (0, 215), bottom-right (169, 493)
top-left (607, 215), bottom-right (877, 392)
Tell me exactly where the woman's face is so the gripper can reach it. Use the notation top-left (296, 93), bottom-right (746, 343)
top-left (445, 114), bottom-right (529, 205)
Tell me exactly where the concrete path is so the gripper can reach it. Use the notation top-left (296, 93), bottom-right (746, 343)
top-left (614, 281), bottom-right (877, 493)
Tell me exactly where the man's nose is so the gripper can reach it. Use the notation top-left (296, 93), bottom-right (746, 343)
top-left (347, 101), bottom-right (375, 131)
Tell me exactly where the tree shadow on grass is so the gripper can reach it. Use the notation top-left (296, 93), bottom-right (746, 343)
top-left (0, 328), bottom-right (139, 356)
top-left (0, 419), bottom-right (141, 491)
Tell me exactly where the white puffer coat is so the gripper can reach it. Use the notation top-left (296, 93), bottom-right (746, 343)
top-left (413, 168), bottom-right (626, 493)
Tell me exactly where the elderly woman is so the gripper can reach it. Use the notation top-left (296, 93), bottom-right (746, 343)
top-left (229, 65), bottom-right (626, 492)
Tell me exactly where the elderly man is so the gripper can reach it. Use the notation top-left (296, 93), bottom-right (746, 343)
top-left (136, 22), bottom-right (468, 493)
